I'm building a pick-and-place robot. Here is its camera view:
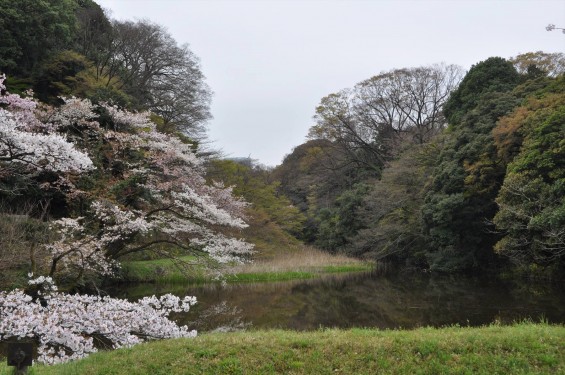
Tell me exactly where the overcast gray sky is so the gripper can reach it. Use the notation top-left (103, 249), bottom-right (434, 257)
top-left (96, 0), bottom-right (564, 166)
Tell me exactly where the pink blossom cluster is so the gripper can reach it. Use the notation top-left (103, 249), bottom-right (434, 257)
top-left (46, 202), bottom-right (154, 276)
top-left (0, 77), bottom-right (94, 173)
top-left (0, 75), bottom-right (40, 130)
top-left (0, 277), bottom-right (197, 364)
top-left (102, 103), bottom-right (153, 130)
top-left (0, 111), bottom-right (94, 172)
top-left (43, 97), bottom-right (98, 130)
top-left (86, 105), bottom-right (254, 264)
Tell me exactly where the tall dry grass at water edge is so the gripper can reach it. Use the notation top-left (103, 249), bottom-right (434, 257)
top-left (229, 246), bottom-right (373, 274)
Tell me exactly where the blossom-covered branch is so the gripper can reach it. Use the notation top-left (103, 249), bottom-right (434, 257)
top-left (0, 277), bottom-right (197, 364)
top-left (0, 76), bottom-right (94, 173)
top-left (24, 92), bottom-right (253, 278)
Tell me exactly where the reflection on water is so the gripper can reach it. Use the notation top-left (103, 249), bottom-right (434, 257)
top-left (109, 272), bottom-right (565, 333)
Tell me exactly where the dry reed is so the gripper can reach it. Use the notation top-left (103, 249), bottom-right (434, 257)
top-left (230, 246), bottom-right (368, 274)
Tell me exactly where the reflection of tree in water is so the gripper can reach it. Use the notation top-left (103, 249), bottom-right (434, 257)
top-left (287, 272), bottom-right (447, 329)
top-left (272, 272), bottom-right (565, 329)
top-left (179, 301), bottom-right (251, 333)
top-left (115, 272), bottom-right (565, 332)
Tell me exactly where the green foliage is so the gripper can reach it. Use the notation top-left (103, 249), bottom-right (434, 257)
top-left (0, 0), bottom-right (131, 106)
top-left (208, 159), bottom-right (305, 236)
top-left (421, 66), bottom-right (565, 274)
top-left (0, 0), bottom-right (77, 75)
top-left (207, 159), bottom-right (305, 256)
top-left (33, 50), bottom-right (133, 106)
top-left (33, 50), bottom-right (92, 102)
top-left (1, 77), bottom-right (34, 96)
top-left (349, 145), bottom-right (436, 266)
top-left (73, 0), bottom-right (113, 60)
top-left (274, 139), bottom-right (368, 245)
top-left (444, 57), bottom-right (520, 125)
top-left (315, 183), bottom-right (370, 252)
top-left (275, 140), bottom-right (350, 212)
top-left (510, 51), bottom-right (565, 78)
top-left (422, 59), bottom-right (523, 272)
top-left (109, 174), bottom-right (151, 208)
top-left (276, 56), bottom-right (565, 275)
top-left (494, 80), bottom-right (565, 270)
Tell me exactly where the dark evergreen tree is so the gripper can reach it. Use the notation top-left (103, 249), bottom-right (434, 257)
top-left (443, 57), bottom-right (520, 125)
top-left (0, 0), bottom-right (77, 76)
top-left (422, 58), bottom-right (522, 272)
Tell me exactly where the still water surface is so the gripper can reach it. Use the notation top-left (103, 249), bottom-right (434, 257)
top-left (110, 272), bottom-right (565, 332)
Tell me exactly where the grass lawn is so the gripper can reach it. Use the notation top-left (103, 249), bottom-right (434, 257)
top-left (3, 322), bottom-right (563, 374)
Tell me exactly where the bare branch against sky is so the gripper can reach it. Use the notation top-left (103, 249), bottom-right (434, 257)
top-left (96, 0), bottom-right (565, 166)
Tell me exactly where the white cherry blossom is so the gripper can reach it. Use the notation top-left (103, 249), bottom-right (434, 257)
top-left (0, 278), bottom-right (197, 364)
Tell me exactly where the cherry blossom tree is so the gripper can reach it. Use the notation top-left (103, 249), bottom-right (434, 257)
top-left (0, 76), bottom-right (254, 364)
top-left (46, 104), bottom-right (253, 279)
top-left (1, 74), bottom-right (253, 279)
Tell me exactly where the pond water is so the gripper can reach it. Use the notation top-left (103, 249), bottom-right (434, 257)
top-left (109, 271), bottom-right (565, 333)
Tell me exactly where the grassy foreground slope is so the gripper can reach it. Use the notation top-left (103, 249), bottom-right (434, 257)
top-left (7, 323), bottom-right (564, 374)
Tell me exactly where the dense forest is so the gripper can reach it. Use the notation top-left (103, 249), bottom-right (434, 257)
top-left (277, 56), bottom-right (565, 278)
top-left (1, 0), bottom-right (565, 290)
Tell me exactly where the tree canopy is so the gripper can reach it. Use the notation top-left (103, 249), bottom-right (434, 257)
top-left (278, 54), bottom-right (565, 277)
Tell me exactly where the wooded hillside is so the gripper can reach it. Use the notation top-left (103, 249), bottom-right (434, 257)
top-left (276, 54), bottom-right (565, 277)
top-left (0, 0), bottom-right (564, 281)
